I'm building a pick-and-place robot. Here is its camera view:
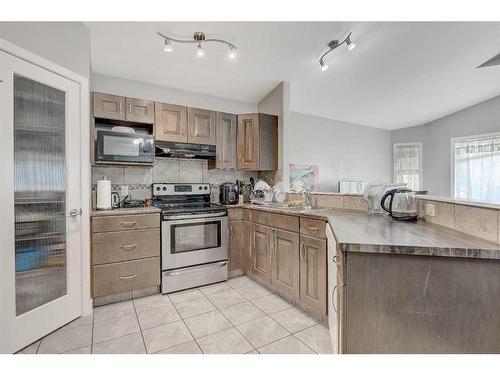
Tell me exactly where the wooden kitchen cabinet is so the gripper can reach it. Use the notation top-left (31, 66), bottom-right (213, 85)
top-left (93, 92), bottom-right (126, 121)
top-left (125, 97), bottom-right (155, 124)
top-left (243, 219), bottom-right (253, 274)
top-left (250, 223), bottom-right (273, 283)
top-left (228, 221), bottom-right (244, 271)
top-left (299, 234), bottom-right (327, 315)
top-left (188, 107), bottom-right (216, 145)
top-left (237, 113), bottom-right (278, 171)
top-left (272, 229), bottom-right (300, 300)
top-left (215, 112), bottom-right (237, 169)
top-left (154, 102), bottom-right (188, 142)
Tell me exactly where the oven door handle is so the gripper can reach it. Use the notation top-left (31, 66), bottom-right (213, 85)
top-left (163, 212), bottom-right (228, 221)
top-left (164, 261), bottom-right (228, 277)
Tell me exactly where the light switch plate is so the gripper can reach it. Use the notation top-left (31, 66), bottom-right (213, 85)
top-left (121, 185), bottom-right (129, 197)
top-left (425, 203), bottom-right (435, 217)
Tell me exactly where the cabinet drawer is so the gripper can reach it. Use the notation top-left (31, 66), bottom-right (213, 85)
top-left (242, 209), bottom-right (251, 221)
top-left (92, 214), bottom-right (160, 233)
top-left (228, 208), bottom-right (242, 221)
top-left (92, 229), bottom-right (160, 265)
top-left (271, 213), bottom-right (299, 232)
top-left (300, 217), bottom-right (326, 238)
top-left (92, 257), bottom-right (160, 298)
top-left (251, 210), bottom-right (271, 226)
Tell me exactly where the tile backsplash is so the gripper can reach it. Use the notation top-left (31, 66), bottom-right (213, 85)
top-left (92, 159), bottom-right (257, 203)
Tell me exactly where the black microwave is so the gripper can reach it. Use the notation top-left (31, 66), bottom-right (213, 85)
top-left (96, 129), bottom-right (154, 164)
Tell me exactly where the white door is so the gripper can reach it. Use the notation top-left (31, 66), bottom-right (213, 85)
top-left (0, 50), bottom-right (82, 353)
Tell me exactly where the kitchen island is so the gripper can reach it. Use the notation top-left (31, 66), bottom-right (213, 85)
top-left (233, 204), bottom-right (500, 353)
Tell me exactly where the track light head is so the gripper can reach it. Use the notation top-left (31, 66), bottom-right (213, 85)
top-left (164, 39), bottom-right (173, 52)
top-left (228, 46), bottom-right (237, 60)
top-left (320, 59), bottom-right (328, 71)
top-left (346, 35), bottom-right (356, 51)
top-left (196, 43), bottom-right (205, 57)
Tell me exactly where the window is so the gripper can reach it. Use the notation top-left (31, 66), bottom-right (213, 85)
top-left (393, 143), bottom-right (422, 191)
top-left (452, 133), bottom-right (500, 203)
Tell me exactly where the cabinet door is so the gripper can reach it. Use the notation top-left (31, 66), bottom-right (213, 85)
top-left (188, 108), bottom-right (216, 145)
top-left (251, 223), bottom-right (272, 283)
top-left (125, 98), bottom-right (155, 124)
top-left (272, 229), bottom-right (300, 300)
top-left (93, 92), bottom-right (125, 120)
top-left (216, 112), bottom-right (237, 169)
top-left (228, 221), bottom-right (243, 271)
top-left (154, 102), bottom-right (188, 142)
top-left (299, 235), bottom-right (327, 315)
top-left (242, 221), bottom-right (253, 274)
top-left (237, 114), bottom-right (259, 170)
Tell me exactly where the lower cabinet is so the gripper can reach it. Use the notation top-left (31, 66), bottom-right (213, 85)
top-left (228, 221), bottom-right (243, 271)
top-left (250, 223), bottom-right (273, 283)
top-left (299, 234), bottom-right (327, 315)
top-left (271, 229), bottom-right (300, 300)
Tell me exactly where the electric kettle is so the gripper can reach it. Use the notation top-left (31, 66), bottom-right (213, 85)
top-left (381, 188), bottom-right (418, 221)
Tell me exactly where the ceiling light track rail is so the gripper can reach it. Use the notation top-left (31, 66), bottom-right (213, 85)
top-left (157, 31), bottom-right (237, 59)
top-left (319, 32), bottom-right (356, 71)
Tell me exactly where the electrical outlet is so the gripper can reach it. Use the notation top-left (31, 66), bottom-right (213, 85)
top-left (121, 185), bottom-right (129, 197)
top-left (425, 203), bottom-right (435, 217)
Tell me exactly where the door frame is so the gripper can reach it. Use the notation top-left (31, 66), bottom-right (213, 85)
top-left (0, 38), bottom-right (92, 317)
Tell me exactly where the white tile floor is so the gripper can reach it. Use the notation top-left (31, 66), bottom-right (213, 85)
top-left (17, 276), bottom-right (333, 354)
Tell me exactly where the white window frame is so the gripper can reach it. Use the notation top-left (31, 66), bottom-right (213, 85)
top-left (393, 142), bottom-right (423, 190)
top-left (450, 131), bottom-right (500, 201)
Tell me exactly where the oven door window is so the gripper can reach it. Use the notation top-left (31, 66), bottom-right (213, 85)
top-left (170, 221), bottom-right (221, 254)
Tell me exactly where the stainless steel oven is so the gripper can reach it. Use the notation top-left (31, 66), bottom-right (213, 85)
top-left (153, 183), bottom-right (228, 294)
top-left (162, 212), bottom-right (228, 270)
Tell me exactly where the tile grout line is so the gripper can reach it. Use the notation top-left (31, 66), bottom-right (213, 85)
top-left (131, 299), bottom-right (148, 354)
top-left (166, 291), bottom-right (205, 354)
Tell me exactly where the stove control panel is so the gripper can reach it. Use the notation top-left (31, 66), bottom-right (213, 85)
top-left (153, 183), bottom-right (210, 196)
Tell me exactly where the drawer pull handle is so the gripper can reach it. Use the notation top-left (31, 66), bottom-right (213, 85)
top-left (119, 274), bottom-right (138, 280)
top-left (120, 243), bottom-right (137, 250)
top-left (120, 221), bottom-right (137, 227)
top-left (306, 226), bottom-right (319, 231)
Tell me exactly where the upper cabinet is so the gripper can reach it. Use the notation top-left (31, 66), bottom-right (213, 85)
top-left (188, 108), bottom-right (216, 145)
top-left (93, 92), bottom-right (154, 124)
top-left (154, 102), bottom-right (188, 142)
top-left (237, 113), bottom-right (278, 171)
top-left (215, 112), bottom-right (237, 169)
top-left (93, 92), bottom-right (125, 121)
top-left (125, 98), bottom-right (155, 124)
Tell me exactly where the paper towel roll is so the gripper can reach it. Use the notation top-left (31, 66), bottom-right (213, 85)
top-left (96, 179), bottom-right (112, 210)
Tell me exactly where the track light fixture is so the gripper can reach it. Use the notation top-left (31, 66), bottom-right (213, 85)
top-left (157, 31), bottom-right (237, 61)
top-left (318, 32), bottom-right (356, 71)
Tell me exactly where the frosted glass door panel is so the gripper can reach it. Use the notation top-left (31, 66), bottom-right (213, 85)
top-left (14, 75), bottom-right (67, 316)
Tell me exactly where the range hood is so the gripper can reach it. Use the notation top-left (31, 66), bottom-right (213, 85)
top-left (155, 141), bottom-right (216, 160)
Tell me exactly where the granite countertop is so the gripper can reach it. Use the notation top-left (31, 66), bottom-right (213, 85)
top-left (91, 206), bottom-right (161, 217)
top-left (233, 203), bottom-right (500, 260)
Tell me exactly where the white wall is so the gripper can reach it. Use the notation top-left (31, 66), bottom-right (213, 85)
top-left (91, 73), bottom-right (256, 114)
top-left (391, 95), bottom-right (500, 196)
top-left (289, 112), bottom-right (391, 192)
top-left (0, 22), bottom-right (90, 78)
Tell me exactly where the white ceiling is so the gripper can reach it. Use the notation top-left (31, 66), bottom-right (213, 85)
top-left (86, 22), bottom-right (500, 130)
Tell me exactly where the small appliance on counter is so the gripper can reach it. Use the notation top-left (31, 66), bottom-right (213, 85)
top-left (363, 182), bottom-right (404, 215)
top-left (381, 188), bottom-right (418, 221)
top-left (219, 182), bottom-right (239, 205)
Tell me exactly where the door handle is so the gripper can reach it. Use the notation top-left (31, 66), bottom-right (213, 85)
top-left (229, 225), bottom-right (233, 240)
top-left (331, 255), bottom-right (337, 264)
top-left (306, 226), bottom-right (319, 232)
top-left (332, 285), bottom-right (338, 313)
top-left (69, 208), bottom-right (82, 217)
top-left (300, 241), bottom-right (305, 258)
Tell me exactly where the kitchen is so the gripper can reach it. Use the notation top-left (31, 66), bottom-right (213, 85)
top-left (1, 2), bottom-right (500, 369)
